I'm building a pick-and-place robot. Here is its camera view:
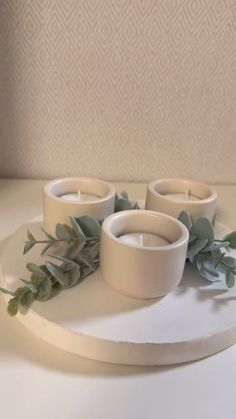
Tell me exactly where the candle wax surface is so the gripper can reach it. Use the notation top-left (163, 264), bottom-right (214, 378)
top-left (60, 191), bottom-right (100, 202)
top-left (164, 193), bottom-right (200, 201)
top-left (119, 233), bottom-right (170, 248)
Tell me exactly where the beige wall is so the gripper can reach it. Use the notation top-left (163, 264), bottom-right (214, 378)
top-left (0, 0), bottom-right (236, 182)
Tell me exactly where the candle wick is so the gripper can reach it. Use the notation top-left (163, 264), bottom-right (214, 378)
top-left (77, 190), bottom-right (81, 201)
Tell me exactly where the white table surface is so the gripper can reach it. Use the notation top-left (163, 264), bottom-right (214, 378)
top-left (0, 179), bottom-right (236, 419)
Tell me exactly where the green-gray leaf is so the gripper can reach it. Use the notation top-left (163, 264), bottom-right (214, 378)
top-left (69, 217), bottom-right (86, 249)
top-left (45, 262), bottom-right (69, 288)
top-left (75, 215), bottom-right (101, 238)
top-left (67, 266), bottom-right (81, 288)
top-left (224, 232), bottom-right (236, 249)
top-left (0, 286), bottom-right (17, 297)
top-left (36, 278), bottom-right (53, 301)
top-left (7, 297), bottom-right (19, 316)
top-left (209, 241), bottom-right (230, 251)
top-left (87, 242), bottom-right (100, 259)
top-left (115, 198), bottom-right (132, 212)
top-left (120, 190), bottom-right (129, 200)
top-left (223, 256), bottom-right (236, 268)
top-left (178, 211), bottom-right (192, 231)
top-left (78, 253), bottom-right (97, 271)
top-left (49, 254), bottom-right (80, 268)
top-left (55, 223), bottom-right (71, 239)
top-left (26, 263), bottom-right (48, 278)
top-left (62, 242), bottom-right (78, 259)
top-left (225, 270), bottom-right (235, 288)
top-left (23, 241), bottom-right (35, 255)
top-left (20, 279), bottom-right (38, 293)
top-left (191, 218), bottom-right (214, 245)
top-left (27, 230), bottom-right (35, 241)
top-left (20, 290), bottom-right (35, 306)
top-left (187, 238), bottom-right (209, 258)
top-left (196, 254), bottom-right (220, 281)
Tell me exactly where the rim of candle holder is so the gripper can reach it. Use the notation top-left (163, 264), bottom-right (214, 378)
top-left (148, 178), bottom-right (217, 204)
top-left (102, 209), bottom-right (189, 251)
top-left (43, 177), bottom-right (116, 205)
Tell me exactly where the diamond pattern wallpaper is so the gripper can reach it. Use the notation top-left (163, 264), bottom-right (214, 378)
top-left (0, 0), bottom-right (236, 182)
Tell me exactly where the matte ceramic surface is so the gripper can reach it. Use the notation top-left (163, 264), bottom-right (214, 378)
top-left (43, 177), bottom-right (115, 236)
top-left (100, 210), bottom-right (189, 299)
top-left (1, 217), bottom-right (236, 366)
top-left (145, 178), bottom-right (217, 222)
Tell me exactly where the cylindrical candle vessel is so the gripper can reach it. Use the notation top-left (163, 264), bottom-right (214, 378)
top-left (43, 177), bottom-right (116, 236)
top-left (100, 210), bottom-right (189, 299)
top-left (145, 178), bottom-right (217, 222)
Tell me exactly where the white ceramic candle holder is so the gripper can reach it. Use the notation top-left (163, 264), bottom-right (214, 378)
top-left (43, 177), bottom-right (115, 236)
top-left (145, 178), bottom-right (217, 222)
top-left (100, 210), bottom-right (189, 299)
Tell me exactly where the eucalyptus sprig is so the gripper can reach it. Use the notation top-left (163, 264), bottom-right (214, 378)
top-left (24, 215), bottom-right (100, 256)
top-left (178, 211), bottom-right (236, 288)
top-left (0, 215), bottom-right (101, 316)
top-left (1, 190), bottom-right (137, 316)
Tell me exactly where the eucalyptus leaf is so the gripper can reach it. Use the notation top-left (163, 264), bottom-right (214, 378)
top-left (20, 290), bottom-right (35, 306)
top-left (225, 270), bottom-right (235, 288)
top-left (87, 242), bottom-right (100, 259)
top-left (223, 256), bottom-right (236, 268)
top-left (7, 297), bottom-right (19, 316)
top-left (191, 218), bottom-right (214, 245)
top-left (81, 266), bottom-right (94, 279)
top-left (26, 263), bottom-right (48, 278)
top-left (189, 234), bottom-right (197, 243)
top-left (49, 254), bottom-right (80, 268)
top-left (196, 254), bottom-right (220, 281)
top-left (55, 224), bottom-right (71, 240)
top-left (23, 241), bottom-right (35, 255)
top-left (178, 211), bottom-right (192, 231)
top-left (20, 278), bottom-right (38, 293)
top-left (0, 286), bottom-right (17, 297)
top-left (62, 241), bottom-right (82, 259)
top-left (36, 278), bottom-right (53, 301)
top-left (224, 231), bottom-right (236, 249)
top-left (187, 238), bottom-right (209, 258)
top-left (115, 198), bottom-right (132, 212)
top-left (67, 266), bottom-right (81, 288)
top-left (27, 230), bottom-right (35, 241)
top-left (209, 241), bottom-right (230, 251)
top-left (45, 262), bottom-right (69, 288)
top-left (75, 215), bottom-right (101, 238)
top-left (77, 253), bottom-right (97, 271)
top-left (69, 217), bottom-right (86, 244)
top-left (120, 190), bottom-right (129, 200)
top-left (211, 247), bottom-right (223, 259)
top-left (15, 286), bottom-right (28, 296)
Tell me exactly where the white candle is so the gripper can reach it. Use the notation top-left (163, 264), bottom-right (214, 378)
top-left (60, 191), bottom-right (100, 202)
top-left (119, 232), bottom-right (170, 248)
top-left (164, 191), bottom-right (200, 201)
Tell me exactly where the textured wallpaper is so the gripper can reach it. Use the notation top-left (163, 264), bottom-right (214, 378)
top-left (0, 0), bottom-right (236, 182)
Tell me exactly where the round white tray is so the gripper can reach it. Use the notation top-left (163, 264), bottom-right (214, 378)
top-left (1, 216), bottom-right (236, 366)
